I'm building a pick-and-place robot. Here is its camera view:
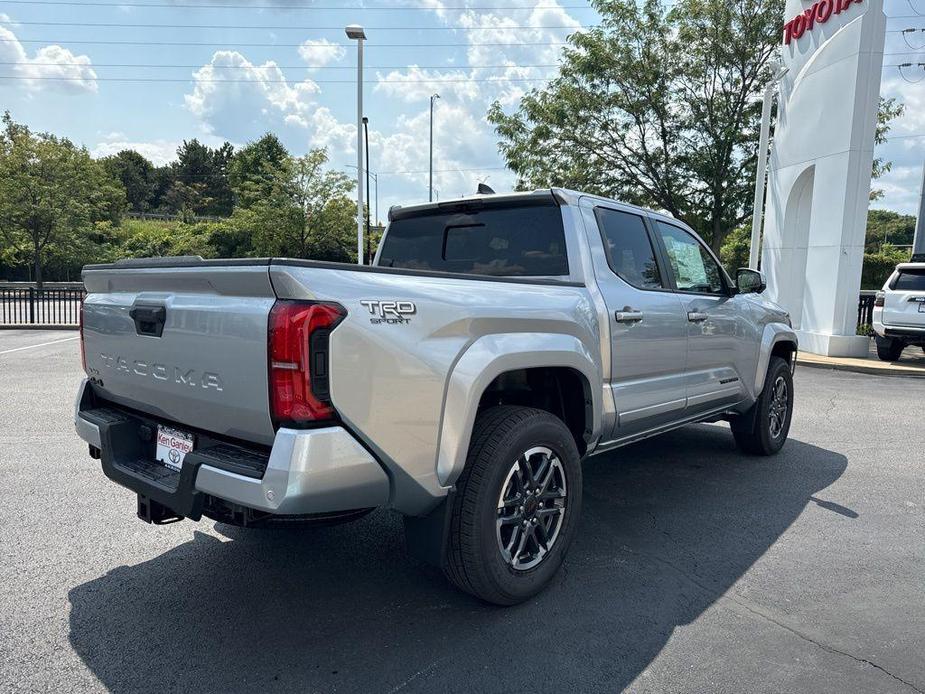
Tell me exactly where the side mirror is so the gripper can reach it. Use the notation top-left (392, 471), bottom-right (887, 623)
top-left (736, 268), bottom-right (766, 294)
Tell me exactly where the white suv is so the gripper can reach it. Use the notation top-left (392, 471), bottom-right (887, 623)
top-left (873, 262), bottom-right (925, 361)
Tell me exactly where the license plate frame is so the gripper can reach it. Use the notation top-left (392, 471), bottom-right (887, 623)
top-left (155, 425), bottom-right (195, 471)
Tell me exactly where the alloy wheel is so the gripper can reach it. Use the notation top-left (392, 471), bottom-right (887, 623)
top-left (768, 375), bottom-right (789, 439)
top-left (495, 446), bottom-right (567, 571)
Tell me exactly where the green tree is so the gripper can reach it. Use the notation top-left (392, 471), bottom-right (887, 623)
top-left (229, 133), bottom-right (290, 209)
top-left (169, 139), bottom-right (235, 217)
top-left (871, 97), bottom-right (905, 201)
top-left (865, 209), bottom-right (915, 252)
top-left (230, 147), bottom-right (356, 261)
top-left (102, 150), bottom-right (156, 212)
top-left (0, 112), bottom-right (125, 286)
top-left (719, 223), bottom-right (752, 273)
top-left (489, 0), bottom-right (785, 253)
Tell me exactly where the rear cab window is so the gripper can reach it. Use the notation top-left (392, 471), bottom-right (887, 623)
top-left (892, 268), bottom-right (925, 291)
top-left (378, 199), bottom-right (569, 277)
top-left (594, 207), bottom-right (664, 289)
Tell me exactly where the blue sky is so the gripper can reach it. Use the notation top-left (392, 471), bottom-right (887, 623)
top-left (0, 0), bottom-right (923, 220)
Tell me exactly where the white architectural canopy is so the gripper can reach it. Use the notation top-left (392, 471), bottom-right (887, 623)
top-left (762, 0), bottom-right (885, 357)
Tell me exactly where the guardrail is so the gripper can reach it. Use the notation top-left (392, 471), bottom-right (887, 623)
top-left (0, 287), bottom-right (86, 326)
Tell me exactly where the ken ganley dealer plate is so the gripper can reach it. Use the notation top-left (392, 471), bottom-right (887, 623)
top-left (155, 425), bottom-right (194, 471)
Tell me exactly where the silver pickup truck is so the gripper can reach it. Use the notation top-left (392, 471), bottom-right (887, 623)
top-left (75, 189), bottom-right (797, 605)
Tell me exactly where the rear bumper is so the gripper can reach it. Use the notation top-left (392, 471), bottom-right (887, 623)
top-left (873, 319), bottom-right (925, 341)
top-left (73, 379), bottom-right (390, 520)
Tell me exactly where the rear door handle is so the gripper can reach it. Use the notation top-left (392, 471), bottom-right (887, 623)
top-left (688, 311), bottom-right (709, 323)
top-left (615, 310), bottom-right (644, 323)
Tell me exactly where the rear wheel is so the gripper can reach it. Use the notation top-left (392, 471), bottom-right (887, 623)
top-left (876, 336), bottom-right (905, 362)
top-left (731, 356), bottom-right (793, 456)
top-left (445, 406), bottom-right (581, 605)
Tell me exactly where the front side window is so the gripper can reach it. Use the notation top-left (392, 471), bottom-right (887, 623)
top-left (595, 208), bottom-right (663, 289)
top-left (379, 203), bottom-right (569, 277)
top-left (654, 221), bottom-right (725, 294)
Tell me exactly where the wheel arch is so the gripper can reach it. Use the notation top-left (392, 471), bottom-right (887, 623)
top-left (436, 333), bottom-right (602, 487)
top-left (755, 324), bottom-right (798, 396)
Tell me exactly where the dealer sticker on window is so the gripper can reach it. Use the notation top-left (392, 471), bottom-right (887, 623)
top-left (155, 425), bottom-right (194, 471)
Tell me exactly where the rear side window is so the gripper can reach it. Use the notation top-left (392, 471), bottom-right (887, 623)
top-left (893, 269), bottom-right (925, 291)
top-left (379, 203), bottom-right (569, 277)
top-left (595, 208), bottom-right (663, 289)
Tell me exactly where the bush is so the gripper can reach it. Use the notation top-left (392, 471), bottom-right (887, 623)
top-left (862, 245), bottom-right (910, 290)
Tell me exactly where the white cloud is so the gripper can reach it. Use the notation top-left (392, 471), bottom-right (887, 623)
top-left (0, 21), bottom-right (97, 94)
top-left (184, 50), bottom-right (320, 141)
top-left (377, 103), bottom-right (514, 203)
top-left (298, 39), bottom-right (346, 70)
top-left (91, 138), bottom-right (180, 166)
top-left (374, 66), bottom-right (480, 103)
top-left (872, 76), bottom-right (925, 214)
top-left (308, 106), bottom-right (357, 155)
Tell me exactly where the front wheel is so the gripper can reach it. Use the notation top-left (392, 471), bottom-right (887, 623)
top-left (731, 356), bottom-right (794, 456)
top-left (444, 406), bottom-right (582, 605)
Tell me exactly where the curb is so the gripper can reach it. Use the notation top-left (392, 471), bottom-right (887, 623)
top-left (797, 356), bottom-right (925, 379)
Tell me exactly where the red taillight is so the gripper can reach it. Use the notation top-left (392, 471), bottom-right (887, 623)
top-left (268, 301), bottom-right (345, 426)
top-left (874, 292), bottom-right (885, 308)
top-left (79, 301), bottom-right (87, 373)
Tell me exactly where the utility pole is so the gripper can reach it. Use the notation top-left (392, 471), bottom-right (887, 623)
top-left (429, 93), bottom-right (440, 202)
top-left (345, 24), bottom-right (366, 264)
top-left (914, 159), bottom-right (925, 262)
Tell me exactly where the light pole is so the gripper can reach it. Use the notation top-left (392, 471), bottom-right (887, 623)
top-left (749, 61), bottom-right (789, 270)
top-left (346, 165), bottom-right (378, 226)
top-left (346, 24), bottom-right (366, 265)
top-left (363, 116), bottom-right (371, 264)
top-left (913, 159), bottom-right (925, 262)
top-left (429, 93), bottom-right (440, 202)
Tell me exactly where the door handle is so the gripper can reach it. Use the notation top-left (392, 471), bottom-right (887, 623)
top-left (615, 310), bottom-right (644, 323)
top-left (688, 311), bottom-right (709, 323)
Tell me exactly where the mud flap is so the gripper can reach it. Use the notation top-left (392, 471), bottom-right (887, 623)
top-left (402, 490), bottom-right (456, 569)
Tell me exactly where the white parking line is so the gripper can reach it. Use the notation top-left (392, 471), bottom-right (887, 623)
top-left (0, 336), bottom-right (79, 355)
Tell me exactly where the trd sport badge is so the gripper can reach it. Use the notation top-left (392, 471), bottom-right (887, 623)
top-left (360, 300), bottom-right (417, 325)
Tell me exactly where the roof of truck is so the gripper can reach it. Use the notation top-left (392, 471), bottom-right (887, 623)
top-left (387, 188), bottom-right (686, 229)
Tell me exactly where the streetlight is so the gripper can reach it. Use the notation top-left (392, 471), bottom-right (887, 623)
top-left (749, 60), bottom-right (789, 270)
top-left (429, 93), bottom-right (440, 202)
top-left (363, 116), bottom-right (371, 264)
top-left (345, 23), bottom-right (366, 265)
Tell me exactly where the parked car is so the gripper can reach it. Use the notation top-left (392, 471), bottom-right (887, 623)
top-left (872, 262), bottom-right (925, 361)
top-left (74, 189), bottom-right (797, 605)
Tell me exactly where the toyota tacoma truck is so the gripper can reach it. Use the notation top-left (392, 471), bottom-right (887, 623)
top-left (75, 189), bottom-right (797, 605)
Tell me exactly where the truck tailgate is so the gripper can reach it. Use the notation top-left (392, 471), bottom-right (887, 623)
top-left (82, 262), bottom-right (277, 445)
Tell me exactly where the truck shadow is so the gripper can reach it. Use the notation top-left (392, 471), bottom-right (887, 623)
top-left (68, 425), bottom-right (848, 693)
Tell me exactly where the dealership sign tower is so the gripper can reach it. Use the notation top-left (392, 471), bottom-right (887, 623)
top-left (762, 0), bottom-right (885, 356)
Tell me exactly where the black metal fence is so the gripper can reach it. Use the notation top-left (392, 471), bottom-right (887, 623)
top-left (857, 290), bottom-right (877, 332)
top-left (0, 287), bottom-right (86, 326)
top-left (0, 286), bottom-right (884, 331)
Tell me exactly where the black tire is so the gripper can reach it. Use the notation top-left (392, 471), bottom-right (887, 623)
top-left (731, 356), bottom-right (793, 456)
top-left (876, 336), bottom-right (905, 362)
top-left (444, 406), bottom-right (582, 606)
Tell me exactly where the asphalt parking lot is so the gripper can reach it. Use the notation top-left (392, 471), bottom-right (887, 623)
top-left (1, 330), bottom-right (923, 694)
